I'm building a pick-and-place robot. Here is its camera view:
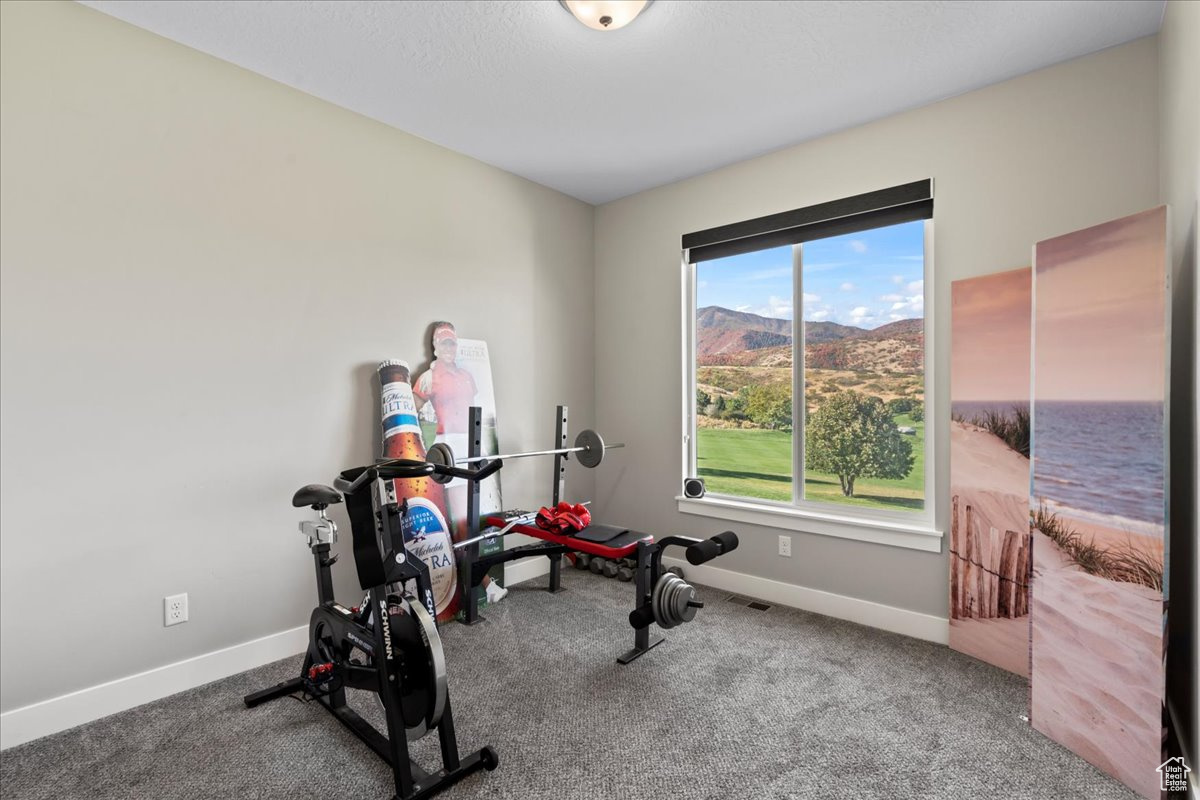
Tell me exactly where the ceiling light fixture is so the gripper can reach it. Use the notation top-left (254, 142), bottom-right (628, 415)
top-left (558, 0), bottom-right (652, 32)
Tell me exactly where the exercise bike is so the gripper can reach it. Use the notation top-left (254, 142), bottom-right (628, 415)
top-left (244, 458), bottom-right (500, 800)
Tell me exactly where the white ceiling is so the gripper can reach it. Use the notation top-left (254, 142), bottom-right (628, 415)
top-left (80, 0), bottom-right (1164, 205)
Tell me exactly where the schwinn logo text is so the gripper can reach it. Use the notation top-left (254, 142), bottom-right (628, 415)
top-left (379, 600), bottom-right (394, 660)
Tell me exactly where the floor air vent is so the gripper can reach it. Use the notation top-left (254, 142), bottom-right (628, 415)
top-left (725, 594), bottom-right (772, 611)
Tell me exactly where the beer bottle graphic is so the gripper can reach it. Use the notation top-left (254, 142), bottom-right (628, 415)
top-left (377, 360), bottom-right (459, 620)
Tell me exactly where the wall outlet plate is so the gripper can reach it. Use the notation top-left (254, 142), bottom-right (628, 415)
top-left (164, 593), bottom-right (188, 626)
top-left (778, 535), bottom-right (792, 557)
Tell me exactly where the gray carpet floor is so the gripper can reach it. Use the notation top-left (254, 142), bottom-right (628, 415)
top-left (1, 569), bottom-right (1136, 799)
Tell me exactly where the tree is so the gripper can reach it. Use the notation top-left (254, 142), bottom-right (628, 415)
top-left (805, 391), bottom-right (914, 497)
top-left (910, 401), bottom-right (924, 422)
top-left (696, 388), bottom-right (711, 414)
top-left (886, 397), bottom-right (913, 415)
top-left (745, 383), bottom-right (792, 430)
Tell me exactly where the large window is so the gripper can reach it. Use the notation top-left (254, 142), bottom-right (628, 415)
top-left (683, 181), bottom-right (933, 531)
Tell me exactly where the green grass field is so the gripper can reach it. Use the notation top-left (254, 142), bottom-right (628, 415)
top-left (696, 414), bottom-right (924, 511)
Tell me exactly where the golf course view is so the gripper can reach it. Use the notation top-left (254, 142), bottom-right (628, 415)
top-left (694, 222), bottom-right (926, 513)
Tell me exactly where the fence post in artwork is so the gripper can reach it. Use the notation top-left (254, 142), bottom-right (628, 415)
top-left (985, 527), bottom-right (997, 618)
top-left (951, 496), bottom-right (961, 619)
top-left (974, 518), bottom-right (986, 619)
top-left (999, 529), bottom-right (1020, 618)
top-left (1015, 535), bottom-right (1030, 617)
top-left (963, 505), bottom-right (976, 618)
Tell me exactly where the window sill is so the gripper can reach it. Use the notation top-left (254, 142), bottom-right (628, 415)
top-left (676, 495), bottom-right (943, 553)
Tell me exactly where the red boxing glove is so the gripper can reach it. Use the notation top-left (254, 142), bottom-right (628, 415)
top-left (536, 506), bottom-right (563, 532)
top-left (535, 503), bottom-right (592, 534)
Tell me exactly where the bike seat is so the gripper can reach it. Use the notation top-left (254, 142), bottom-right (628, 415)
top-left (292, 484), bottom-right (342, 509)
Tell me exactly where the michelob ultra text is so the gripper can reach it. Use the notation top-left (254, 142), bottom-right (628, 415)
top-left (377, 360), bottom-right (459, 621)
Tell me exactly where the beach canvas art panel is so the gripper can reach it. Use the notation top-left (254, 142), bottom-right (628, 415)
top-left (1031, 206), bottom-right (1168, 799)
top-left (949, 267), bottom-right (1032, 677)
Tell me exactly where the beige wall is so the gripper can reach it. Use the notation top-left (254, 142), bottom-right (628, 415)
top-left (0, 0), bottom-right (1184, 729)
top-left (1159, 0), bottom-right (1199, 767)
top-left (594, 37), bottom-right (1161, 617)
top-left (0, 1), bottom-right (595, 712)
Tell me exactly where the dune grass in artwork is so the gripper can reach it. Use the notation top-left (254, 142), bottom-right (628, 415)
top-left (1032, 505), bottom-right (1163, 591)
top-left (953, 405), bottom-right (1030, 458)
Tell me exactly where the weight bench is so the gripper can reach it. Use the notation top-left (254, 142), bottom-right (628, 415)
top-left (465, 514), bottom-right (736, 663)
top-left (451, 404), bottom-right (738, 662)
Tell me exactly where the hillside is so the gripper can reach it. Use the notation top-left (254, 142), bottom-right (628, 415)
top-left (697, 306), bottom-right (923, 373)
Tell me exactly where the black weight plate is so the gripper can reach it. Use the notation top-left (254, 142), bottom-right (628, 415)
top-left (574, 429), bottom-right (605, 468)
top-left (426, 443), bottom-right (455, 485)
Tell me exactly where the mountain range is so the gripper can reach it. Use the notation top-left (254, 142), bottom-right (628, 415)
top-left (697, 305), bottom-right (923, 372)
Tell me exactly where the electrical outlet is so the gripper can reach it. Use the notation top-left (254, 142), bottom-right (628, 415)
top-left (164, 593), bottom-right (188, 627)
top-left (778, 535), bottom-right (792, 557)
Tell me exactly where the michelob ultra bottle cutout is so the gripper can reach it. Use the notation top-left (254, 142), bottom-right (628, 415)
top-left (378, 360), bottom-right (459, 622)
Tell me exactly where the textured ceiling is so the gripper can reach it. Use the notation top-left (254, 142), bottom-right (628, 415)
top-left (80, 0), bottom-right (1164, 204)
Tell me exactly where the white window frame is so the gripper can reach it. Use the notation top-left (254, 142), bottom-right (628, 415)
top-left (678, 219), bottom-right (941, 553)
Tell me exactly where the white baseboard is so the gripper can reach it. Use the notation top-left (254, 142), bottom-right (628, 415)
top-left (2, 559), bottom-right (553, 751)
top-left (662, 556), bottom-right (949, 645)
top-left (505, 554), bottom-right (552, 587)
top-left (0, 558), bottom-right (944, 751)
top-left (0, 625), bottom-right (307, 751)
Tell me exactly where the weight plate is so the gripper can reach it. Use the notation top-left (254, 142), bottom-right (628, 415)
top-left (666, 575), bottom-right (685, 628)
top-left (651, 574), bottom-right (666, 628)
top-left (678, 583), bottom-right (698, 624)
top-left (668, 578), bottom-right (686, 627)
top-left (426, 443), bottom-right (455, 485)
top-left (652, 573), bottom-right (680, 630)
top-left (574, 429), bottom-right (605, 469)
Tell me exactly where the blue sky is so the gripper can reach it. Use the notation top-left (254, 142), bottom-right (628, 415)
top-left (696, 219), bottom-right (925, 329)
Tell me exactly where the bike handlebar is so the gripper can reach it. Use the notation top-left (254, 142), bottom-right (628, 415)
top-left (333, 456), bottom-right (504, 496)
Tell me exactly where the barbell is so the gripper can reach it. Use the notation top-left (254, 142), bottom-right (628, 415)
top-left (426, 428), bottom-right (624, 485)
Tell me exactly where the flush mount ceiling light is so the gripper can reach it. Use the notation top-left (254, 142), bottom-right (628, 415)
top-left (558, 0), bottom-right (652, 31)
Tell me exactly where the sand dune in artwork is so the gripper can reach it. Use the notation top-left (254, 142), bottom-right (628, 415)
top-left (949, 421), bottom-right (1031, 677)
top-left (1031, 528), bottom-right (1163, 800)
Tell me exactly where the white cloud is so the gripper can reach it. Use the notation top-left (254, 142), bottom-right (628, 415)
top-left (889, 313), bottom-right (904, 320)
top-left (907, 279), bottom-right (924, 294)
top-left (889, 294), bottom-right (925, 314)
top-left (881, 293), bottom-right (903, 302)
top-left (892, 275), bottom-right (905, 285)
top-left (809, 309), bottom-right (831, 321)
top-left (850, 306), bottom-right (871, 319)
top-left (803, 292), bottom-right (821, 304)
top-left (697, 280), bottom-right (708, 289)
top-left (848, 240), bottom-right (868, 254)
top-left (745, 295), bottom-right (794, 319)
top-left (768, 295), bottom-right (793, 318)
top-left (840, 282), bottom-right (856, 292)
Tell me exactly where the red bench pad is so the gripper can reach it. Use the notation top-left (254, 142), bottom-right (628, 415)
top-left (484, 516), bottom-right (652, 559)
